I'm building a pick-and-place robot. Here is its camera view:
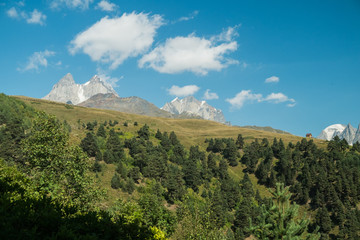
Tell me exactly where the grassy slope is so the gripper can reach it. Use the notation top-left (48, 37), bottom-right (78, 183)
top-left (14, 96), bottom-right (327, 149)
top-left (14, 96), bottom-right (328, 203)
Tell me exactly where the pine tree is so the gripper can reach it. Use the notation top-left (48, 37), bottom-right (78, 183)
top-left (250, 183), bottom-right (320, 240)
top-left (236, 134), bottom-right (245, 149)
top-left (315, 207), bottom-right (332, 234)
top-left (80, 132), bottom-right (100, 157)
top-left (96, 124), bottom-right (106, 138)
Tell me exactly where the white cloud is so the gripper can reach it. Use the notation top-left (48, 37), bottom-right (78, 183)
top-left (212, 25), bottom-right (240, 42)
top-left (167, 85), bottom-right (200, 97)
top-left (50, 0), bottom-right (93, 10)
top-left (203, 89), bottom-right (219, 100)
top-left (177, 10), bottom-right (199, 22)
top-left (26, 9), bottom-right (46, 25)
top-left (264, 92), bottom-right (295, 104)
top-left (7, 7), bottom-right (46, 25)
top-left (7, 7), bottom-right (19, 18)
top-left (226, 90), bottom-right (262, 109)
top-left (97, 73), bottom-right (122, 88)
top-left (226, 90), bottom-right (296, 109)
top-left (96, 68), bottom-right (122, 88)
top-left (69, 12), bottom-right (163, 69)
top-left (265, 76), bottom-right (279, 83)
top-left (139, 32), bottom-right (238, 75)
top-left (96, 0), bottom-right (117, 11)
top-left (18, 50), bottom-right (55, 72)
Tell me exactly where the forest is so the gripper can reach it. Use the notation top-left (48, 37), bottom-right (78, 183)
top-left (1, 93), bottom-right (360, 239)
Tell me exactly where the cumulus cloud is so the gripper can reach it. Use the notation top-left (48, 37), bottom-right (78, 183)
top-left (226, 90), bottom-right (296, 109)
top-left (177, 10), bottom-right (199, 22)
top-left (26, 9), bottom-right (46, 25)
top-left (50, 0), bottom-right (93, 10)
top-left (139, 32), bottom-right (238, 75)
top-left (203, 89), bottom-right (219, 100)
top-left (96, 0), bottom-right (117, 11)
top-left (69, 12), bottom-right (163, 69)
top-left (18, 50), bottom-right (55, 72)
top-left (226, 90), bottom-right (262, 109)
top-left (7, 7), bottom-right (46, 25)
top-left (265, 76), bottom-right (279, 83)
top-left (167, 85), bottom-right (200, 97)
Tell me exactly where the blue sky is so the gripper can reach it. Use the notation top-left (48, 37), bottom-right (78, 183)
top-left (1, 0), bottom-right (359, 136)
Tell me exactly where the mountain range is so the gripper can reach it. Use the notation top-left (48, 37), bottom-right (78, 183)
top-left (43, 73), bottom-right (218, 122)
top-left (317, 123), bottom-right (360, 145)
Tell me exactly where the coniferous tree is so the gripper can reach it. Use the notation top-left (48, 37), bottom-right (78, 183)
top-left (80, 132), bottom-right (100, 157)
top-left (96, 124), bottom-right (106, 138)
top-left (137, 124), bottom-right (150, 140)
top-left (250, 183), bottom-right (320, 240)
top-left (236, 134), bottom-right (245, 149)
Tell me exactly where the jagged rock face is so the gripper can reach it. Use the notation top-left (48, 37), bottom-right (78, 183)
top-left (318, 123), bottom-right (360, 145)
top-left (339, 123), bottom-right (357, 145)
top-left (43, 73), bottom-right (118, 105)
top-left (317, 124), bottom-right (346, 141)
top-left (78, 93), bottom-right (174, 118)
top-left (353, 125), bottom-right (360, 145)
top-left (161, 96), bottom-right (226, 123)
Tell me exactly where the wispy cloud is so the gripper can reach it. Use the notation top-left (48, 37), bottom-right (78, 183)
top-left (167, 85), bottom-right (200, 97)
top-left (139, 26), bottom-right (239, 75)
top-left (18, 50), bottom-right (55, 72)
top-left (96, 0), bottom-right (117, 12)
top-left (96, 68), bottom-right (123, 88)
top-left (203, 89), bottom-right (219, 100)
top-left (226, 90), bottom-right (296, 109)
top-left (69, 12), bottom-right (163, 69)
top-left (7, 7), bottom-right (46, 25)
top-left (265, 76), bottom-right (279, 83)
top-left (50, 0), bottom-right (94, 10)
top-left (176, 10), bottom-right (199, 22)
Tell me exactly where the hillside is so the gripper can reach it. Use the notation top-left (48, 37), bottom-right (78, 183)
top-left (14, 96), bottom-right (327, 149)
top-left (2, 94), bottom-right (360, 239)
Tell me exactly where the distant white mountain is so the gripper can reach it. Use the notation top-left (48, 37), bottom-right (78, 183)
top-left (161, 96), bottom-right (226, 124)
top-left (43, 73), bottom-right (118, 105)
top-left (317, 124), bottom-right (346, 141)
top-left (317, 123), bottom-right (360, 145)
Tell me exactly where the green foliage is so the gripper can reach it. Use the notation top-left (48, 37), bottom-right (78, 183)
top-left (138, 124), bottom-right (150, 140)
top-left (250, 183), bottom-right (320, 240)
top-left (22, 112), bottom-right (101, 209)
top-left (80, 131), bottom-right (100, 157)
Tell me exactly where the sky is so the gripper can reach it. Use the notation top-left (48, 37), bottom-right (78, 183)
top-left (1, 0), bottom-right (359, 137)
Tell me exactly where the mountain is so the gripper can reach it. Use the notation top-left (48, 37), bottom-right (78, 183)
top-left (339, 123), bottom-right (357, 145)
top-left (317, 123), bottom-right (360, 145)
top-left (353, 125), bottom-right (360, 145)
top-left (43, 73), bottom-right (118, 105)
top-left (161, 96), bottom-right (226, 124)
top-left (78, 93), bottom-right (176, 118)
top-left (317, 124), bottom-right (346, 141)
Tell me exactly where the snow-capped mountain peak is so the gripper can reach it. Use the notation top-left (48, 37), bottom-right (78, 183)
top-left (318, 123), bottom-right (360, 145)
top-left (161, 96), bottom-right (226, 124)
top-left (43, 73), bottom-right (118, 105)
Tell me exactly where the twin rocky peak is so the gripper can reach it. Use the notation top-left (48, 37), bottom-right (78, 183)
top-left (43, 73), bottom-right (226, 124)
